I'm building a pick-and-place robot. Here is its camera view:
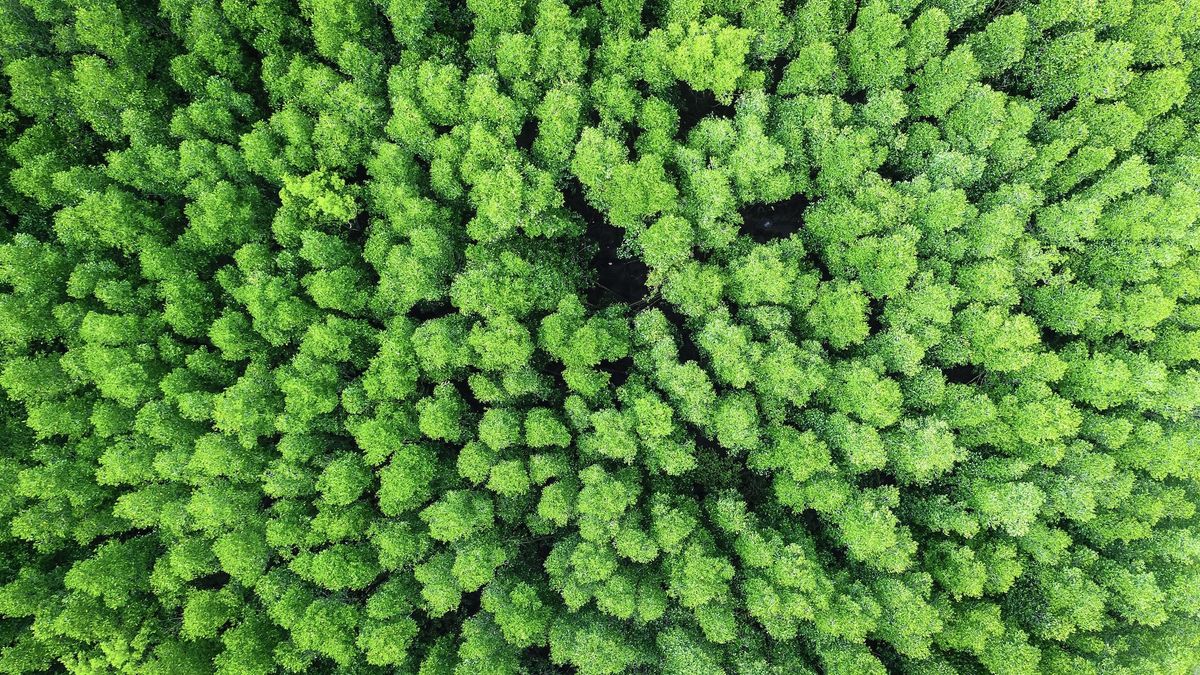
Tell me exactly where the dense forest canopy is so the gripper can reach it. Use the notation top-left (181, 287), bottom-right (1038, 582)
top-left (0, 0), bottom-right (1199, 672)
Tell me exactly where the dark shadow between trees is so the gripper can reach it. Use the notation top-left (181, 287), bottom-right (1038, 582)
top-left (738, 193), bottom-right (809, 242)
top-left (561, 179), bottom-right (651, 309)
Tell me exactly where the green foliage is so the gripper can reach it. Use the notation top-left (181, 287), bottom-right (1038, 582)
top-left (0, 0), bottom-right (1199, 673)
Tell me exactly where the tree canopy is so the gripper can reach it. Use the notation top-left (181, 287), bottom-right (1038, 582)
top-left (0, 0), bottom-right (1199, 673)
